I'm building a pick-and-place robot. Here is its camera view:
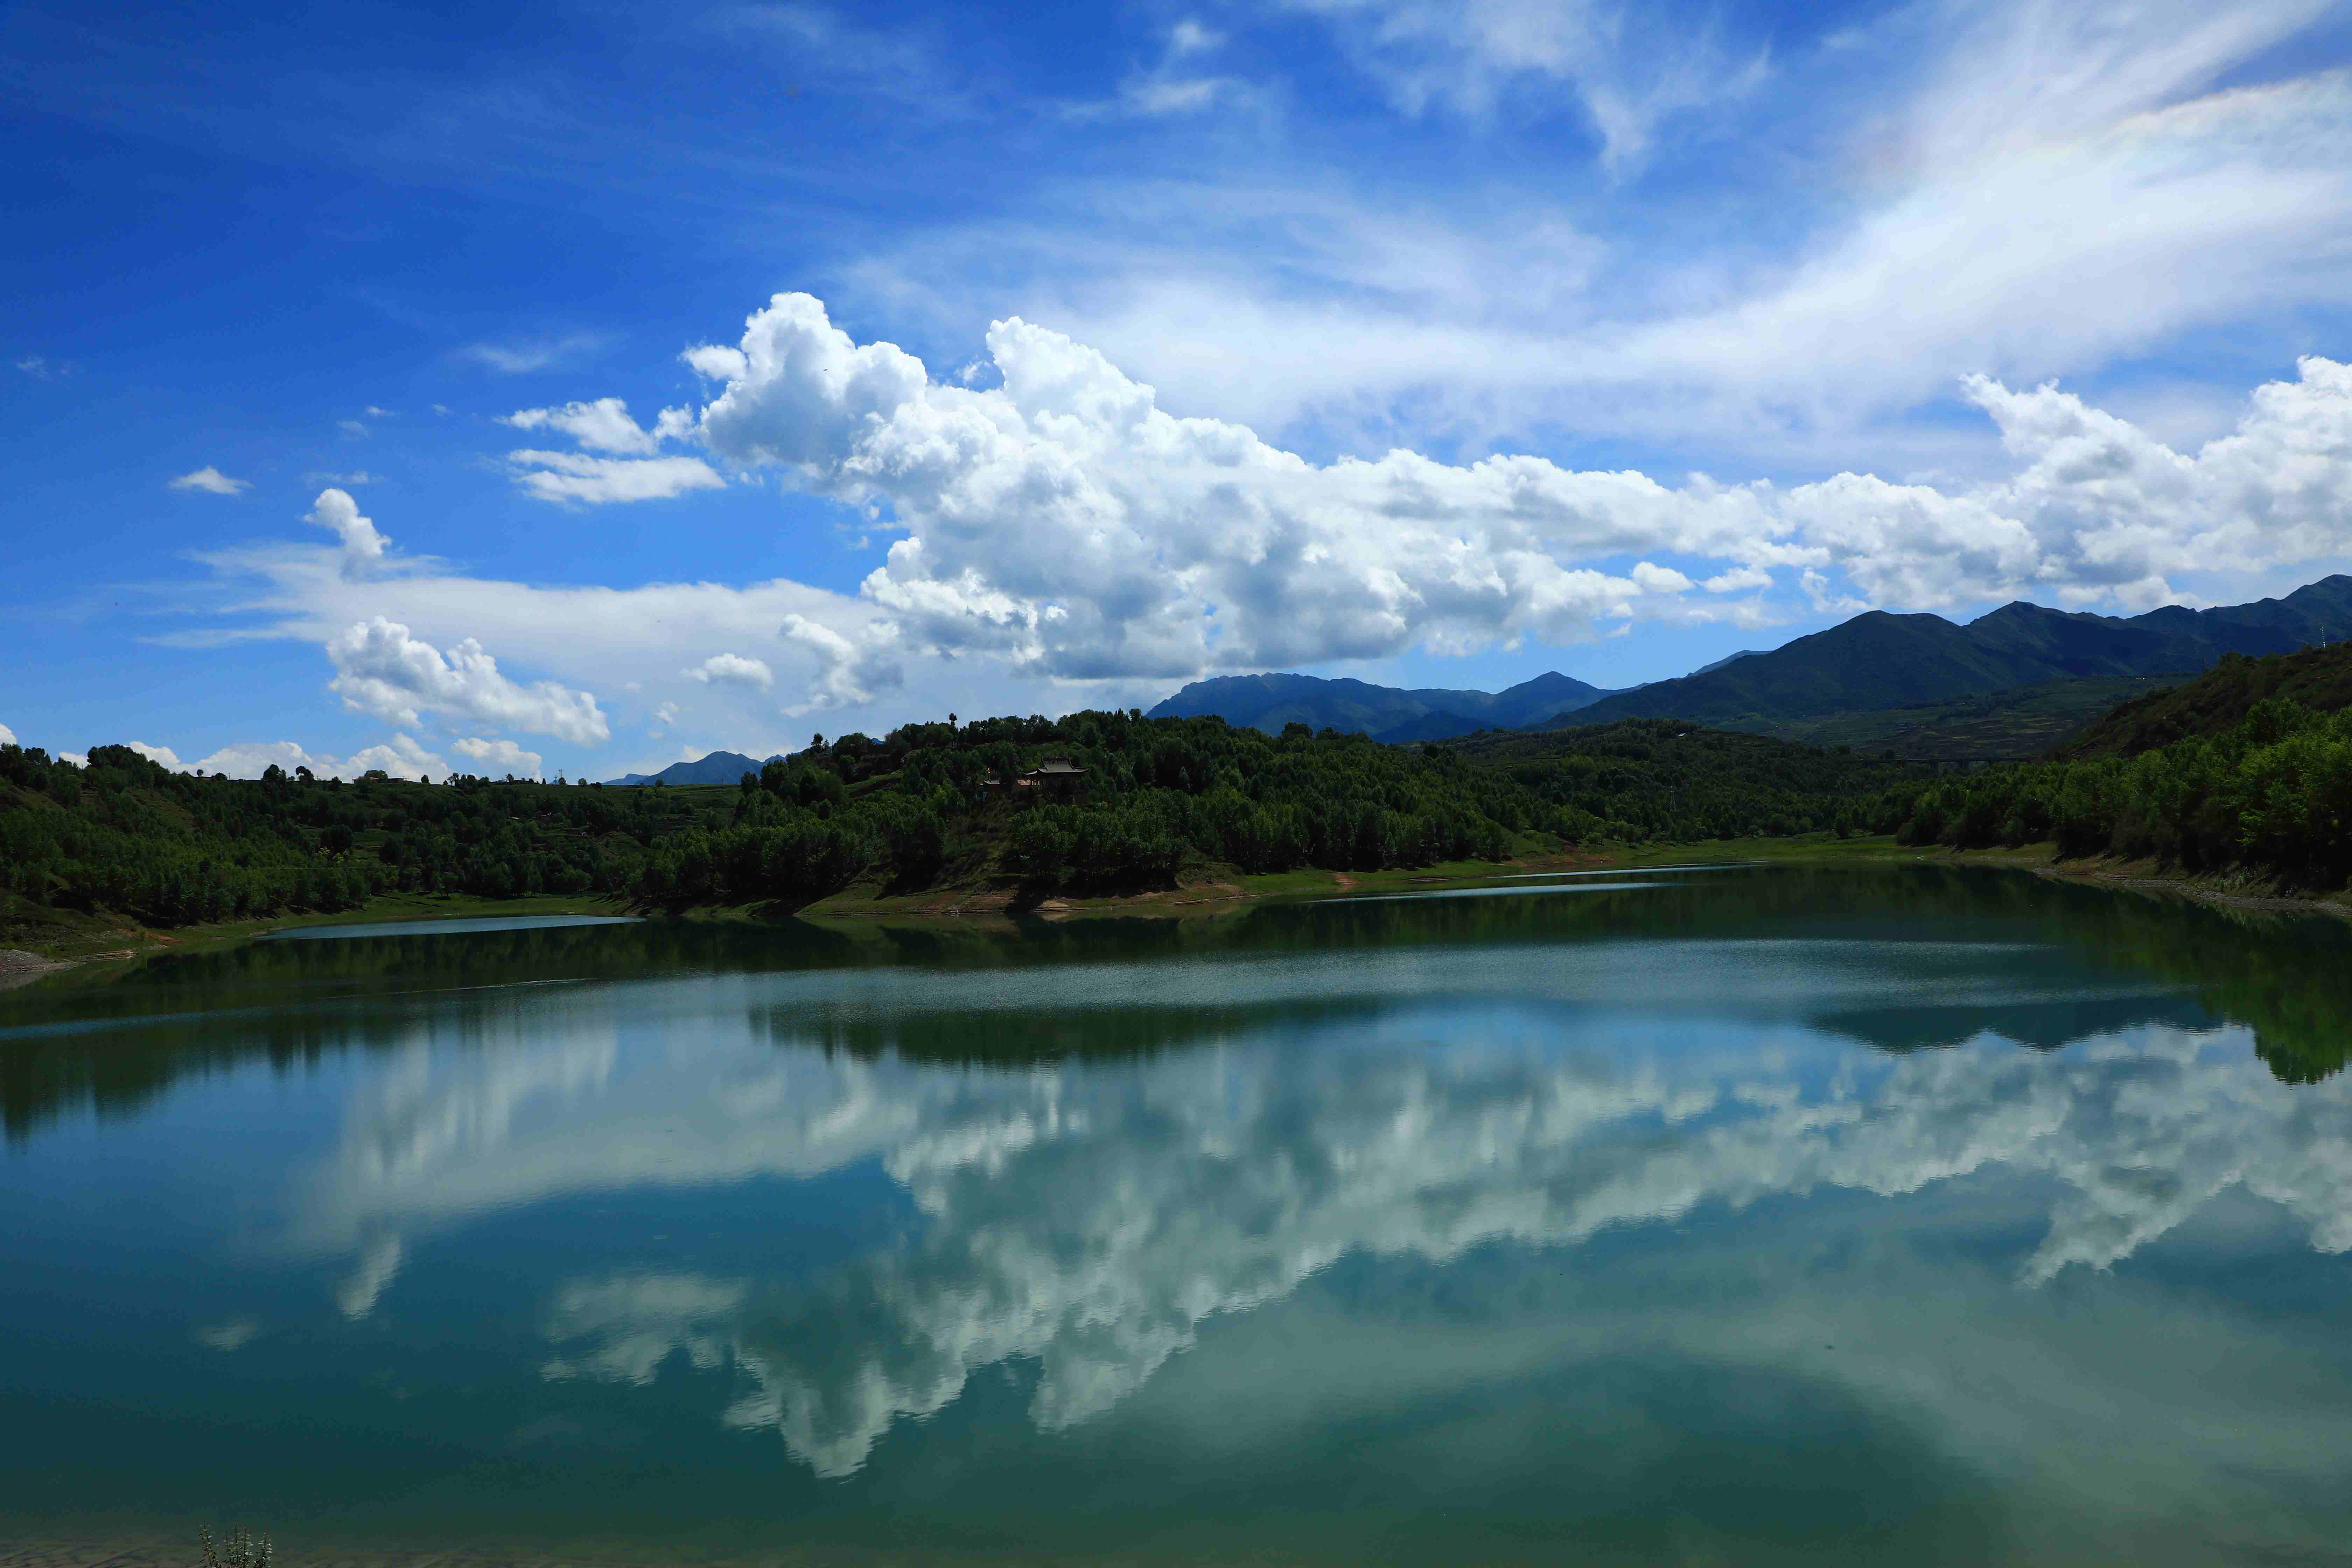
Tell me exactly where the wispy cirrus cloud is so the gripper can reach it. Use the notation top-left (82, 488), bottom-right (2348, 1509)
top-left (1287, 0), bottom-right (1769, 168)
top-left (463, 332), bottom-right (612, 374)
top-left (506, 450), bottom-right (726, 505)
top-left (833, 0), bottom-right (2352, 479)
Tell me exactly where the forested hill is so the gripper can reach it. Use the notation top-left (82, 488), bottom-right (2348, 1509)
top-left (1893, 681), bottom-right (2352, 898)
top-left (2055, 643), bottom-right (2352, 759)
top-left (637, 714), bottom-right (1918, 907)
top-left (1, 744), bottom-right (721, 930)
top-left (1561, 575), bottom-right (2352, 730)
top-left (1, 714), bottom-right (1925, 936)
top-left (1447, 719), bottom-right (1927, 840)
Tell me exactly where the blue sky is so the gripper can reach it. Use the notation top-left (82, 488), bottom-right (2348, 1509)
top-left (6, 0), bottom-right (2352, 780)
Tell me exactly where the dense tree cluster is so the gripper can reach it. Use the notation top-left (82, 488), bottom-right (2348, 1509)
top-left (635, 712), bottom-right (1937, 908)
top-left (1892, 698), bottom-right (2352, 889)
top-left (2057, 643), bottom-right (2352, 760)
top-left (636, 711), bottom-right (1530, 906)
top-left (0, 743), bottom-right (726, 926)
top-left (1454, 719), bottom-right (1931, 842)
top-left (1, 744), bottom-right (384, 923)
top-left (0, 709), bottom-right (2007, 929)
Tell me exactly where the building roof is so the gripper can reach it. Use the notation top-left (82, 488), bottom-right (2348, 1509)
top-left (1028, 758), bottom-right (1087, 775)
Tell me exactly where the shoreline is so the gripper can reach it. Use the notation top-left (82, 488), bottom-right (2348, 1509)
top-left (0, 947), bottom-right (74, 993)
top-left (2018, 863), bottom-right (2352, 918)
top-left (6, 839), bottom-right (2346, 981)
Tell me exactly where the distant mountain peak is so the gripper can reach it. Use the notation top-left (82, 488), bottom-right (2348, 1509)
top-left (603, 748), bottom-right (777, 787)
top-left (1147, 668), bottom-right (1616, 741)
top-left (1690, 649), bottom-right (1764, 676)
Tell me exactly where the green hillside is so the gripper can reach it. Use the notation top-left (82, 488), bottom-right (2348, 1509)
top-left (1447, 719), bottom-right (1928, 840)
top-left (638, 714), bottom-right (1915, 905)
top-left (3, 713), bottom-right (1937, 941)
top-left (0, 743), bottom-right (731, 947)
top-left (2056, 643), bottom-right (2352, 759)
top-left (1742, 674), bottom-right (2178, 760)
top-left (1892, 694), bottom-right (2352, 892)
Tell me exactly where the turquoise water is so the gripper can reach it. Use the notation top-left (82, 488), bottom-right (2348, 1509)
top-left (3, 866), bottom-right (2350, 1564)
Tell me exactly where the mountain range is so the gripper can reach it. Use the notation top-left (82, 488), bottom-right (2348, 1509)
top-left (1567, 576), bottom-right (2352, 732)
top-left (605, 749), bottom-right (777, 787)
top-left (1146, 575), bottom-right (2352, 749)
top-left (613, 576), bottom-right (2352, 783)
top-left (1144, 671), bottom-right (1612, 742)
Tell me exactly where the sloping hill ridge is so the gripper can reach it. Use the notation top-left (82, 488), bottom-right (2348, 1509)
top-left (1560, 576), bottom-right (2352, 731)
top-left (1147, 670), bottom-right (1612, 741)
top-left (2057, 642), bottom-right (2352, 759)
top-left (606, 749), bottom-right (778, 787)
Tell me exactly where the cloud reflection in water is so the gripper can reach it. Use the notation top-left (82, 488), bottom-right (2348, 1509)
top-left (278, 934), bottom-right (2352, 1481)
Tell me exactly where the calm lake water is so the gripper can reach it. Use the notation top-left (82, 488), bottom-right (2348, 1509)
top-left (4, 866), bottom-right (2351, 1566)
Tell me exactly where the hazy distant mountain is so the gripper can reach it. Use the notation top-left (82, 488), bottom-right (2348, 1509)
top-left (604, 749), bottom-right (776, 787)
top-left (1147, 670), bottom-right (1613, 741)
top-left (1559, 576), bottom-right (2352, 731)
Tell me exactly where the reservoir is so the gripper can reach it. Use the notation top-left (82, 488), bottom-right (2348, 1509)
top-left (4, 865), bottom-right (2350, 1565)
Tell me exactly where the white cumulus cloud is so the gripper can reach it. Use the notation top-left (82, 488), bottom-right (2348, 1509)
top-left (666, 292), bottom-right (2352, 680)
top-left (112, 737), bottom-right (447, 782)
top-left (684, 653), bottom-right (775, 690)
top-left (169, 465), bottom-right (250, 495)
top-left (0, 722), bottom-right (15, 747)
top-left (779, 612), bottom-right (901, 713)
top-left (305, 488), bottom-right (389, 569)
top-left (451, 736), bottom-right (545, 778)
top-left (341, 735), bottom-right (449, 782)
top-left (176, 288), bottom-right (2352, 744)
top-left (190, 740), bottom-right (342, 779)
top-left (503, 397), bottom-right (718, 504)
top-left (326, 616), bottom-right (610, 743)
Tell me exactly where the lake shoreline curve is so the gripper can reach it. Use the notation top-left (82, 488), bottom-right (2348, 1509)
top-left (9, 837), bottom-right (2348, 980)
